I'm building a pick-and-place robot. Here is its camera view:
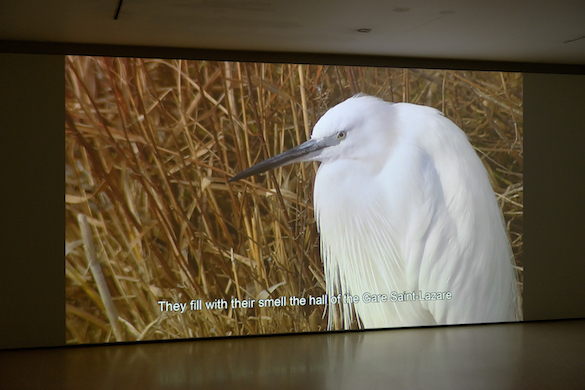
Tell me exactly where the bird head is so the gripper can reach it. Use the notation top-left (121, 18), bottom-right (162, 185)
top-left (228, 94), bottom-right (391, 182)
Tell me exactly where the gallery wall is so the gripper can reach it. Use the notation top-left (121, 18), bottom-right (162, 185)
top-left (523, 73), bottom-right (585, 321)
top-left (0, 53), bottom-right (583, 349)
top-left (0, 54), bottom-right (64, 349)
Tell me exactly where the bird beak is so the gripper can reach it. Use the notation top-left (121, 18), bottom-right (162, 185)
top-left (228, 138), bottom-right (325, 183)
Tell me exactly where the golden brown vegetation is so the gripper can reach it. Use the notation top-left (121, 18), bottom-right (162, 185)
top-left (65, 56), bottom-right (523, 344)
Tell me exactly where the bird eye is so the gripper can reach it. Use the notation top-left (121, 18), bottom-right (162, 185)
top-left (336, 131), bottom-right (346, 140)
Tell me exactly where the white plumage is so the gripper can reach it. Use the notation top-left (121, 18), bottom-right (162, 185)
top-left (230, 95), bottom-right (522, 329)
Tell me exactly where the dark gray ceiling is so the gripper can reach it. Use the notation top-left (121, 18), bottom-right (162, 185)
top-left (1, 0), bottom-right (584, 65)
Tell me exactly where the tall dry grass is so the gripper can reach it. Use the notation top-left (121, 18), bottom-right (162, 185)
top-left (65, 57), bottom-right (523, 344)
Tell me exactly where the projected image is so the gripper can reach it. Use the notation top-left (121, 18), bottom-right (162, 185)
top-left (65, 56), bottom-right (523, 344)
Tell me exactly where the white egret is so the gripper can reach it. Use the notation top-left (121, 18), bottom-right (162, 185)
top-left (230, 95), bottom-right (521, 330)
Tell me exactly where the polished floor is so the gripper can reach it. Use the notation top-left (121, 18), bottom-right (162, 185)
top-left (1, 319), bottom-right (584, 389)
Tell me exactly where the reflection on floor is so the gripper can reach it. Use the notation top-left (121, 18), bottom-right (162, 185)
top-left (1, 319), bottom-right (584, 389)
